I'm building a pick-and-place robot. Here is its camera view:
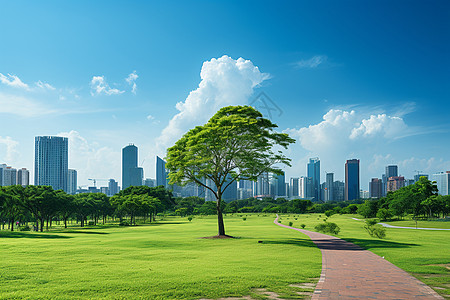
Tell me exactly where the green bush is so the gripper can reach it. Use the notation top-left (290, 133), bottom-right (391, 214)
top-left (119, 221), bottom-right (130, 226)
top-left (288, 221), bottom-right (293, 226)
top-left (314, 222), bottom-right (340, 235)
top-left (19, 225), bottom-right (31, 231)
top-left (188, 216), bottom-right (193, 222)
top-left (88, 221), bottom-right (95, 226)
top-left (300, 224), bottom-right (306, 229)
top-left (278, 220), bottom-right (281, 223)
top-left (364, 219), bottom-right (386, 239)
top-left (243, 217), bottom-right (247, 221)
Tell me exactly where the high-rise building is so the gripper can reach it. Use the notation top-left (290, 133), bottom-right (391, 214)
top-left (276, 172), bottom-right (285, 196)
top-left (35, 136), bottom-right (68, 192)
top-left (122, 144), bottom-right (143, 190)
top-left (67, 169), bottom-right (77, 195)
top-left (333, 181), bottom-right (345, 201)
top-left (108, 179), bottom-right (119, 196)
top-left (156, 156), bottom-right (168, 188)
top-left (414, 174), bottom-right (428, 182)
top-left (369, 178), bottom-right (383, 198)
top-left (290, 177), bottom-right (299, 197)
top-left (387, 176), bottom-right (405, 192)
top-left (143, 178), bottom-right (155, 188)
top-left (385, 165), bottom-right (398, 178)
top-left (299, 176), bottom-right (313, 199)
top-left (345, 159), bottom-right (360, 201)
top-left (17, 168), bottom-right (29, 187)
top-left (0, 163), bottom-right (6, 185)
top-left (433, 172), bottom-right (450, 196)
top-left (324, 172), bottom-right (334, 202)
top-left (307, 157), bottom-right (320, 201)
top-left (3, 166), bottom-right (17, 186)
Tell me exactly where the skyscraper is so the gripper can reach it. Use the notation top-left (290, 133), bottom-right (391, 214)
top-left (307, 157), bottom-right (320, 201)
top-left (369, 178), bottom-right (382, 198)
top-left (17, 168), bottom-right (30, 187)
top-left (35, 136), bottom-right (68, 192)
top-left (156, 156), bottom-right (168, 187)
top-left (385, 165), bottom-right (398, 178)
top-left (387, 176), bottom-right (405, 192)
top-left (68, 169), bottom-right (77, 195)
top-left (299, 176), bottom-right (313, 199)
top-left (122, 144), bottom-right (143, 190)
top-left (432, 172), bottom-right (450, 196)
top-left (290, 177), bottom-right (299, 197)
top-left (108, 179), bottom-right (119, 196)
top-left (325, 172), bottom-right (334, 202)
top-left (345, 159), bottom-right (360, 201)
top-left (3, 167), bottom-right (17, 186)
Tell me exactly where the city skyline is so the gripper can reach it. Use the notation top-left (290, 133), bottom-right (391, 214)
top-left (0, 1), bottom-right (449, 189)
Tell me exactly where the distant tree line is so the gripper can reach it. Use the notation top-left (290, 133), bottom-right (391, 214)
top-left (0, 185), bottom-right (175, 232)
top-left (357, 177), bottom-right (450, 220)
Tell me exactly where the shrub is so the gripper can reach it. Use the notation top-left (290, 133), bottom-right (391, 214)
top-left (278, 220), bottom-right (281, 223)
top-left (119, 221), bottom-right (130, 226)
top-left (294, 218), bottom-right (298, 220)
top-left (19, 225), bottom-right (31, 231)
top-left (243, 217), bottom-right (247, 221)
top-left (300, 224), bottom-right (306, 229)
top-left (364, 219), bottom-right (386, 239)
top-left (315, 222), bottom-right (340, 235)
top-left (288, 221), bottom-right (293, 226)
top-left (188, 216), bottom-right (193, 222)
top-left (88, 221), bottom-right (95, 226)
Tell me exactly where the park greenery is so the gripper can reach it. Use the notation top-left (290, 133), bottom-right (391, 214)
top-left (166, 105), bottom-right (295, 236)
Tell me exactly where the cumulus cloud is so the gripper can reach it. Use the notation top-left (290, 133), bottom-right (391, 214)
top-left (126, 71), bottom-right (138, 94)
top-left (0, 73), bottom-right (30, 90)
top-left (350, 114), bottom-right (407, 139)
top-left (295, 55), bottom-right (327, 68)
top-left (90, 76), bottom-right (125, 96)
top-left (0, 136), bottom-right (19, 163)
top-left (156, 55), bottom-right (270, 148)
top-left (57, 130), bottom-right (121, 186)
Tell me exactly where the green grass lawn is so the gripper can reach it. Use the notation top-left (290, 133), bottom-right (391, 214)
top-left (384, 219), bottom-right (450, 229)
top-left (0, 215), bottom-right (321, 299)
top-left (278, 213), bottom-right (450, 298)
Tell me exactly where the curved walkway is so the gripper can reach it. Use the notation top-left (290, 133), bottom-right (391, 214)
top-left (352, 218), bottom-right (450, 231)
top-left (274, 215), bottom-right (443, 299)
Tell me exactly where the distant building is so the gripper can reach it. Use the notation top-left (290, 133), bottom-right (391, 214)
top-left (122, 144), bottom-right (143, 190)
top-left (369, 178), bottom-right (383, 198)
top-left (324, 172), bottom-right (334, 202)
top-left (433, 172), bottom-right (450, 196)
top-left (275, 172), bottom-right (285, 197)
top-left (299, 176), bottom-right (313, 199)
top-left (17, 168), bottom-right (29, 187)
top-left (290, 177), bottom-right (299, 197)
top-left (414, 174), bottom-right (428, 182)
top-left (360, 190), bottom-right (370, 199)
top-left (3, 166), bottom-right (17, 186)
top-left (143, 178), bottom-right (155, 188)
top-left (108, 179), bottom-right (119, 196)
top-left (333, 180), bottom-right (345, 201)
top-left (307, 157), bottom-right (320, 201)
top-left (156, 156), bottom-right (168, 188)
top-left (345, 159), bottom-right (360, 201)
top-left (387, 176), bottom-right (405, 192)
top-left (67, 169), bottom-right (77, 195)
top-left (35, 136), bottom-right (68, 192)
top-left (0, 164), bottom-right (6, 185)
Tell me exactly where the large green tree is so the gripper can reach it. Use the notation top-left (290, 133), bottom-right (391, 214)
top-left (166, 105), bottom-right (295, 236)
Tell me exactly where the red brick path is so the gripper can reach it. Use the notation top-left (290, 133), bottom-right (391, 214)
top-left (274, 216), bottom-right (444, 299)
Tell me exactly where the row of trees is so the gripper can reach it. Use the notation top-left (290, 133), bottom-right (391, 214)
top-left (0, 185), bottom-right (175, 232)
top-left (357, 177), bottom-right (450, 220)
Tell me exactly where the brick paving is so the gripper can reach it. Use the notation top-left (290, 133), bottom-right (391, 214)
top-left (274, 216), bottom-right (444, 300)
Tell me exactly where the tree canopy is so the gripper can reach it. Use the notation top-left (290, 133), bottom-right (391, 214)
top-left (166, 105), bottom-right (295, 236)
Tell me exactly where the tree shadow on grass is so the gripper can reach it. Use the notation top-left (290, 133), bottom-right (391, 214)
top-left (260, 238), bottom-right (319, 248)
top-left (340, 238), bottom-right (418, 251)
top-left (60, 230), bottom-right (109, 235)
top-left (0, 231), bottom-right (72, 239)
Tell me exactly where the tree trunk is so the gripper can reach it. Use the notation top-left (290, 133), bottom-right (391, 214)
top-left (64, 218), bottom-right (67, 229)
top-left (216, 195), bottom-right (225, 236)
top-left (40, 219), bottom-right (44, 232)
top-left (10, 219), bottom-right (14, 231)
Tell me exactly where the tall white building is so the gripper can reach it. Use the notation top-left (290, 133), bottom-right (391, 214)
top-left (433, 172), bottom-right (450, 196)
top-left (0, 163), bottom-right (7, 186)
top-left (3, 166), bottom-right (17, 186)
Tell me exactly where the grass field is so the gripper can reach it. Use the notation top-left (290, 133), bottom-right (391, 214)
top-left (0, 215), bottom-right (321, 299)
top-left (277, 213), bottom-right (450, 298)
top-left (384, 219), bottom-right (450, 229)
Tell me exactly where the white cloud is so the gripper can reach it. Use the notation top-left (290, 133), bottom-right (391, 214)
top-left (57, 130), bottom-right (121, 186)
top-left (0, 92), bottom-right (57, 117)
top-left (350, 114), bottom-right (407, 139)
top-left (0, 136), bottom-right (19, 163)
top-left (146, 114), bottom-right (154, 120)
top-left (156, 55), bottom-right (270, 149)
top-left (35, 80), bottom-right (56, 91)
top-left (0, 73), bottom-right (30, 90)
top-left (126, 71), bottom-right (138, 94)
top-left (295, 55), bottom-right (327, 68)
top-left (90, 76), bottom-right (125, 96)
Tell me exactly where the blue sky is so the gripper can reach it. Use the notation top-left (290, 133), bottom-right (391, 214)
top-left (0, 0), bottom-right (449, 189)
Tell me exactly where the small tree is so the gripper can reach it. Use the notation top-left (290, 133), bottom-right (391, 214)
top-left (167, 106), bottom-right (295, 236)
